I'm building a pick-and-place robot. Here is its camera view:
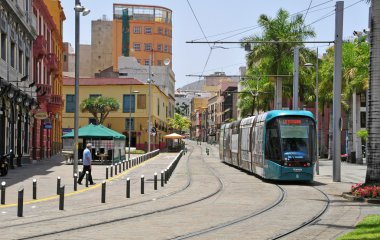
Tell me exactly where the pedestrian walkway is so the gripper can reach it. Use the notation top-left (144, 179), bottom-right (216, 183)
top-left (0, 151), bottom-right (179, 206)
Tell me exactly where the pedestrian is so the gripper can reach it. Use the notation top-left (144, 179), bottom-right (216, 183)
top-left (78, 143), bottom-right (95, 185)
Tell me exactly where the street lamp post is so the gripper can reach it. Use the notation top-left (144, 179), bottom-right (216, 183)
top-left (128, 88), bottom-right (139, 161)
top-left (73, 1), bottom-right (90, 176)
top-left (147, 53), bottom-right (152, 153)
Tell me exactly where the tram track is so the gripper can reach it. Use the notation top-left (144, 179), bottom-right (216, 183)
top-left (269, 185), bottom-right (330, 240)
top-left (9, 142), bottom-right (228, 239)
top-left (170, 143), bottom-right (287, 240)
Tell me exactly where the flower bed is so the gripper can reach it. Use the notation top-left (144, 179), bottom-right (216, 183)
top-left (351, 183), bottom-right (380, 198)
top-left (342, 183), bottom-right (380, 204)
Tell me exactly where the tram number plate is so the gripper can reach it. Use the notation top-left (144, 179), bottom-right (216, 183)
top-left (293, 168), bottom-right (302, 172)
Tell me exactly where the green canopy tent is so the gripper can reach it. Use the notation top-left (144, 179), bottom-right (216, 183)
top-left (62, 124), bottom-right (126, 163)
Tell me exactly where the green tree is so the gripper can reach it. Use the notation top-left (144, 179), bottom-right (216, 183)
top-left (242, 8), bottom-right (315, 110)
top-left (318, 38), bottom-right (369, 158)
top-left (167, 113), bottom-right (191, 133)
top-left (80, 96), bottom-right (119, 125)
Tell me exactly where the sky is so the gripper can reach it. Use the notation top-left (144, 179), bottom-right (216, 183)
top-left (60, 0), bottom-right (370, 88)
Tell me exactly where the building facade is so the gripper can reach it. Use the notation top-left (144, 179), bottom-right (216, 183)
top-left (31, 0), bottom-right (65, 160)
top-left (62, 77), bottom-right (172, 151)
top-left (0, 0), bottom-right (37, 166)
top-left (112, 4), bottom-right (172, 71)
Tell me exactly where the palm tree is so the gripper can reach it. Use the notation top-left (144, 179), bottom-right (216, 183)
top-left (80, 96), bottom-right (119, 125)
top-left (242, 9), bottom-right (315, 109)
top-left (365, 0), bottom-right (380, 184)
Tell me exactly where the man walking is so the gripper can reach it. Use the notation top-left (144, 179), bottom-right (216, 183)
top-left (78, 143), bottom-right (95, 185)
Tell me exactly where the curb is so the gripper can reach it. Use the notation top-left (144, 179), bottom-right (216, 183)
top-left (342, 192), bottom-right (380, 204)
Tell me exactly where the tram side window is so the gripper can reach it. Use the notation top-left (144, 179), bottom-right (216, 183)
top-left (265, 127), bottom-right (281, 161)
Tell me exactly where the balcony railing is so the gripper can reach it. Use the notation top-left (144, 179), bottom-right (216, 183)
top-left (33, 35), bottom-right (47, 59)
top-left (46, 53), bottom-right (58, 73)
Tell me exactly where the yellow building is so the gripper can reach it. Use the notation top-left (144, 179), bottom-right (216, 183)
top-left (62, 77), bottom-right (171, 150)
top-left (44, 0), bottom-right (65, 155)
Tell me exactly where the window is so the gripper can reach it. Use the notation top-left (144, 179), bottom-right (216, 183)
top-left (137, 94), bottom-right (146, 109)
top-left (144, 60), bottom-right (150, 66)
top-left (164, 45), bottom-right (168, 52)
top-left (133, 26), bottom-right (142, 34)
top-left (157, 27), bottom-right (163, 35)
top-left (360, 112), bottom-right (366, 128)
top-left (157, 60), bottom-right (162, 66)
top-left (125, 118), bottom-right (135, 131)
top-left (1, 33), bottom-right (6, 60)
top-left (157, 98), bottom-right (160, 116)
top-left (123, 94), bottom-right (135, 113)
top-left (133, 43), bottom-right (141, 51)
top-left (18, 50), bottom-right (23, 74)
top-left (89, 94), bottom-right (101, 99)
top-left (144, 27), bottom-right (152, 34)
top-left (157, 44), bottom-right (162, 52)
top-left (144, 43), bottom-right (152, 51)
top-left (164, 28), bottom-right (168, 36)
top-left (10, 42), bottom-right (16, 68)
top-left (66, 95), bottom-right (75, 113)
top-left (63, 54), bottom-right (67, 62)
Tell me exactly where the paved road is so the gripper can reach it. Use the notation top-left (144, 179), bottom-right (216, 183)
top-left (0, 141), bottom-right (379, 239)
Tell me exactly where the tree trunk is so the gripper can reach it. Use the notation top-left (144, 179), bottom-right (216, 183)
top-left (320, 105), bottom-right (328, 158)
top-left (328, 109), bottom-right (333, 160)
top-left (366, 1), bottom-right (380, 184)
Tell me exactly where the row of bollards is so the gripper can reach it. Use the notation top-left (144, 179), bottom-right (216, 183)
top-left (1, 149), bottom-right (165, 217)
top-left (104, 149), bottom-right (160, 180)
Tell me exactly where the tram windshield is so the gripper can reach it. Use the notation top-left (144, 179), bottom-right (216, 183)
top-left (279, 118), bottom-right (314, 162)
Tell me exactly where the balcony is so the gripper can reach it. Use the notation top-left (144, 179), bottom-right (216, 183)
top-left (33, 35), bottom-right (47, 60)
top-left (47, 94), bottom-right (63, 113)
top-left (36, 83), bottom-right (51, 100)
top-left (46, 53), bottom-right (58, 73)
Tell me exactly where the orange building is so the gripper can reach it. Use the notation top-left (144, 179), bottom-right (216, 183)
top-left (112, 4), bottom-right (172, 71)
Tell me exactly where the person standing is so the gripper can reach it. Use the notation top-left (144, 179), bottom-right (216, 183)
top-left (78, 143), bottom-right (95, 185)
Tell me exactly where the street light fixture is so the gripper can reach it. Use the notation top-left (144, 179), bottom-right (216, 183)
top-left (128, 89), bottom-right (139, 161)
top-left (304, 48), bottom-right (319, 175)
top-left (73, 1), bottom-right (90, 176)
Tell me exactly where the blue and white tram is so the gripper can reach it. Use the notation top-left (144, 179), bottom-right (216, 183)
top-left (219, 110), bottom-right (317, 182)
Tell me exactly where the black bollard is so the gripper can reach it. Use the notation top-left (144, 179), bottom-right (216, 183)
top-left (101, 181), bottom-right (106, 203)
top-left (56, 177), bottom-right (61, 195)
top-left (74, 173), bottom-right (78, 191)
top-left (32, 179), bottom-right (37, 199)
top-left (154, 173), bottom-right (157, 190)
top-left (123, 161), bottom-right (125, 171)
top-left (85, 171), bottom-right (89, 187)
top-left (17, 187), bottom-right (24, 217)
top-left (59, 186), bottom-right (65, 210)
top-left (106, 166), bottom-right (109, 179)
top-left (126, 178), bottom-right (130, 198)
top-left (110, 165), bottom-right (113, 177)
top-left (164, 169), bottom-right (168, 184)
top-left (141, 175), bottom-right (144, 194)
top-left (119, 162), bottom-right (121, 173)
top-left (114, 164), bottom-right (117, 175)
top-left (1, 181), bottom-right (5, 204)
top-left (161, 171), bottom-right (164, 187)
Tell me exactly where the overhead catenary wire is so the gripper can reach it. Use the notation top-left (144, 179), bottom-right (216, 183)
top-left (189, 0), bottom-right (334, 42)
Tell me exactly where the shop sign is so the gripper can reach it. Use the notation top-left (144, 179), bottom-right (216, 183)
top-left (34, 111), bottom-right (48, 120)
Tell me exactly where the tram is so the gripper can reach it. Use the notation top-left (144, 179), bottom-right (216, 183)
top-left (219, 110), bottom-right (317, 181)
